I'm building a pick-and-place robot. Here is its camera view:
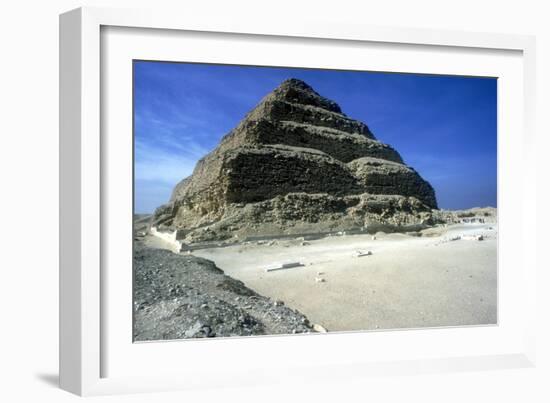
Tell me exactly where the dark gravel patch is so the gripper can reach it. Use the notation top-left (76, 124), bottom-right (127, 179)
top-left (134, 244), bottom-right (314, 341)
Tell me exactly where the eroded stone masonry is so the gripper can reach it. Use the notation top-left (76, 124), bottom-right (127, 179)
top-left (152, 78), bottom-right (438, 244)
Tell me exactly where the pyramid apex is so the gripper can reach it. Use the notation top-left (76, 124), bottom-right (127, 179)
top-left (279, 78), bottom-right (314, 90)
top-left (272, 78), bottom-right (342, 114)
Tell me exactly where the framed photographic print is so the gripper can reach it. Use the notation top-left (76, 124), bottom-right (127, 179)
top-left (59, 6), bottom-right (537, 396)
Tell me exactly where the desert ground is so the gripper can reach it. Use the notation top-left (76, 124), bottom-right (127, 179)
top-left (141, 222), bottom-right (497, 333)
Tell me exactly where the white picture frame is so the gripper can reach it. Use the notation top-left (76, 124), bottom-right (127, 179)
top-left (59, 6), bottom-right (537, 396)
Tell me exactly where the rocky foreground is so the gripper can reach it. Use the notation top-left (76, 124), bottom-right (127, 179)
top-left (133, 243), bottom-right (314, 341)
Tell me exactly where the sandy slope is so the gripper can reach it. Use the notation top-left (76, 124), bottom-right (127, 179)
top-left (188, 223), bottom-right (497, 332)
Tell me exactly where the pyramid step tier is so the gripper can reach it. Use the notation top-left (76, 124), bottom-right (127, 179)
top-left (233, 119), bottom-right (404, 163)
top-left (170, 146), bottom-right (436, 209)
top-left (163, 192), bottom-right (435, 244)
top-left (246, 98), bottom-right (375, 138)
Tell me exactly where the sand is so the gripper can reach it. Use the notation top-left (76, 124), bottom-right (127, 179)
top-left (146, 223), bottom-right (497, 332)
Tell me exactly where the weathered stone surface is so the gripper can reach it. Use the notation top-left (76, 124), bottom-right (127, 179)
top-left (221, 119), bottom-right (404, 164)
top-left (153, 78), bottom-right (438, 242)
top-left (165, 192), bottom-right (434, 244)
top-left (222, 145), bottom-right (363, 202)
top-left (348, 157), bottom-right (437, 208)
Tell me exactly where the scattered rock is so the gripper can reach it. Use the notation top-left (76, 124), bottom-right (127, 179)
top-left (312, 324), bottom-right (328, 333)
top-left (354, 250), bottom-right (372, 257)
top-left (265, 261), bottom-right (304, 272)
top-left (461, 234), bottom-right (484, 241)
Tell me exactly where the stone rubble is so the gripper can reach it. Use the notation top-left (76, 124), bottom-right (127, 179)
top-left (133, 245), bottom-right (316, 341)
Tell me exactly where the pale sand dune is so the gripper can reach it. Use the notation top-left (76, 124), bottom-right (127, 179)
top-left (146, 223), bottom-right (497, 332)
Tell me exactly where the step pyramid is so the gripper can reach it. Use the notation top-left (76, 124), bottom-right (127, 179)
top-left (152, 78), bottom-right (438, 244)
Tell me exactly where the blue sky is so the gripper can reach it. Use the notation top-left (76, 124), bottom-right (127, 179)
top-left (134, 61), bottom-right (497, 213)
